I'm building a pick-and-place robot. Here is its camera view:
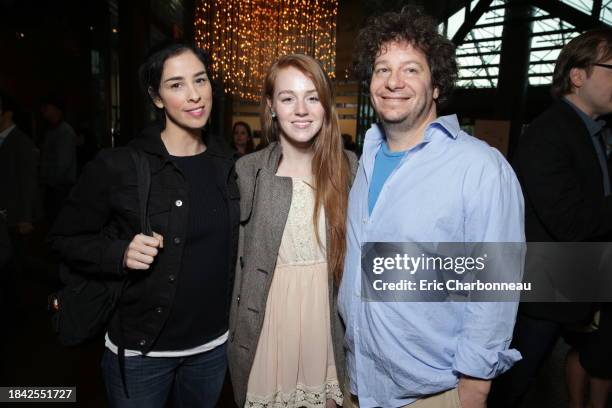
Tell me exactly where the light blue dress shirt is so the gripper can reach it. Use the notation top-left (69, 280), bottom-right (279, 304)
top-left (338, 115), bottom-right (525, 408)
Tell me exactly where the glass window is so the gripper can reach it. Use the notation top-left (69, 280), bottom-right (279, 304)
top-left (528, 7), bottom-right (580, 85)
top-left (559, 0), bottom-right (593, 15)
top-left (602, 0), bottom-right (612, 24)
top-left (451, 0), bottom-right (507, 88)
top-left (447, 7), bottom-right (465, 38)
top-left (441, 0), bottom-right (607, 88)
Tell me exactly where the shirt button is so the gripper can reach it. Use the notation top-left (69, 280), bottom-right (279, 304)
top-left (175, 199), bottom-right (183, 207)
top-left (139, 339), bottom-right (147, 347)
top-left (168, 274), bottom-right (176, 283)
top-left (236, 295), bottom-right (240, 304)
top-left (173, 237), bottom-right (181, 245)
top-left (362, 218), bottom-right (367, 224)
top-left (156, 307), bottom-right (163, 314)
top-left (230, 332), bottom-right (235, 342)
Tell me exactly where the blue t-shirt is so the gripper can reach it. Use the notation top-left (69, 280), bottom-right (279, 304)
top-left (368, 142), bottom-right (407, 214)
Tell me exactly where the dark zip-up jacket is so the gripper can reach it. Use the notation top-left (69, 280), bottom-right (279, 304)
top-left (50, 126), bottom-right (240, 352)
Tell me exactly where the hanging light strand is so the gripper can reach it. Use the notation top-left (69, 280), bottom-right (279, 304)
top-left (194, 0), bottom-right (338, 101)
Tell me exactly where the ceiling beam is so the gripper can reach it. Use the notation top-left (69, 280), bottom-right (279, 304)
top-left (592, 0), bottom-right (602, 20)
top-left (452, 0), bottom-right (494, 45)
top-left (529, 0), bottom-right (609, 30)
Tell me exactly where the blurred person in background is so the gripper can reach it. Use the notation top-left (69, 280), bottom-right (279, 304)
top-left (39, 97), bottom-right (77, 223)
top-left (230, 121), bottom-right (254, 158)
top-left (0, 92), bottom-right (39, 326)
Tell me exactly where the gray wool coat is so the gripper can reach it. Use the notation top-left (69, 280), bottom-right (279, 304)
top-left (228, 142), bottom-right (358, 407)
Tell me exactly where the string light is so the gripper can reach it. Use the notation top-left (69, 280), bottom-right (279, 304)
top-left (194, 0), bottom-right (338, 101)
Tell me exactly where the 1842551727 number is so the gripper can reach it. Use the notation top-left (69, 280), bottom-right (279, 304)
top-left (1, 387), bottom-right (76, 402)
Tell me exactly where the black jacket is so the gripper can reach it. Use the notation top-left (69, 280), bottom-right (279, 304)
top-left (50, 126), bottom-right (240, 352)
top-left (514, 100), bottom-right (612, 323)
top-left (0, 126), bottom-right (40, 226)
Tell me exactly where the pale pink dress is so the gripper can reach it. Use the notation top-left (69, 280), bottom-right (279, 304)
top-left (245, 177), bottom-right (343, 408)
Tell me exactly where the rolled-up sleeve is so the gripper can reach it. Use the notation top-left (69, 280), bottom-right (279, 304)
top-left (454, 155), bottom-right (525, 378)
top-left (452, 303), bottom-right (523, 378)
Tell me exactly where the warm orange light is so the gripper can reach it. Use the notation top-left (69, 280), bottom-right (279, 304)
top-left (194, 0), bottom-right (338, 101)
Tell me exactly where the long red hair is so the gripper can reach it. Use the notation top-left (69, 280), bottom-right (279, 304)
top-left (261, 54), bottom-right (351, 284)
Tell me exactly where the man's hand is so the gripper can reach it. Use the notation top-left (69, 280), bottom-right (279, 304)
top-left (16, 222), bottom-right (34, 234)
top-left (457, 376), bottom-right (491, 408)
top-left (123, 232), bottom-right (164, 270)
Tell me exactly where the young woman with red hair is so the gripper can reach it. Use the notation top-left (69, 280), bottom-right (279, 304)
top-left (228, 54), bottom-right (357, 408)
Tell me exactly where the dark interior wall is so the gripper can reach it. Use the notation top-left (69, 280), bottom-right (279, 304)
top-left (336, 0), bottom-right (365, 79)
top-left (359, 0), bottom-right (466, 22)
top-left (117, 0), bottom-right (151, 145)
top-left (0, 0), bottom-right (110, 142)
top-left (0, 0), bottom-right (193, 146)
top-left (447, 86), bottom-right (554, 122)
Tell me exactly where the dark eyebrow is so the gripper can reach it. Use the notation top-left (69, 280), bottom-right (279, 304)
top-left (164, 76), bottom-right (184, 83)
top-left (164, 71), bottom-right (207, 83)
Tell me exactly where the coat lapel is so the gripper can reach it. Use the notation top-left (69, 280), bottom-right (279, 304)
top-left (242, 142), bottom-right (292, 276)
top-left (253, 167), bottom-right (292, 274)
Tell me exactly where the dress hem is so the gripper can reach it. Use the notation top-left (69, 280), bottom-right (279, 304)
top-left (245, 379), bottom-right (344, 408)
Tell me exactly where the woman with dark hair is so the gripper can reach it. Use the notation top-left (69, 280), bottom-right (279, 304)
top-left (231, 121), bottom-right (255, 157)
top-left (50, 43), bottom-right (239, 408)
top-left (228, 54), bottom-right (357, 408)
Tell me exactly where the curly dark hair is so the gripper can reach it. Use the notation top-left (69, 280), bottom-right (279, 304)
top-left (353, 6), bottom-right (457, 106)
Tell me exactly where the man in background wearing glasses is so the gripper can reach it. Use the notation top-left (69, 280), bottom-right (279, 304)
top-left (492, 28), bottom-right (612, 408)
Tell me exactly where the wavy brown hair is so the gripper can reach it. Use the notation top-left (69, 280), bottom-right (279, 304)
top-left (551, 28), bottom-right (612, 99)
top-left (261, 54), bottom-right (351, 284)
top-left (353, 5), bottom-right (457, 106)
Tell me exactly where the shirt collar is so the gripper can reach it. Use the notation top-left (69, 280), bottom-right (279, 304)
top-left (364, 114), bottom-right (461, 147)
top-left (425, 114), bottom-right (460, 141)
top-left (563, 97), bottom-right (604, 137)
top-left (0, 124), bottom-right (16, 140)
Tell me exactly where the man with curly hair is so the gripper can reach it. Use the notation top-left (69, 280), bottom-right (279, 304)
top-left (338, 6), bottom-right (525, 408)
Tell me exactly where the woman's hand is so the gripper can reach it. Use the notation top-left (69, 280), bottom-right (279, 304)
top-left (123, 232), bottom-right (164, 270)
